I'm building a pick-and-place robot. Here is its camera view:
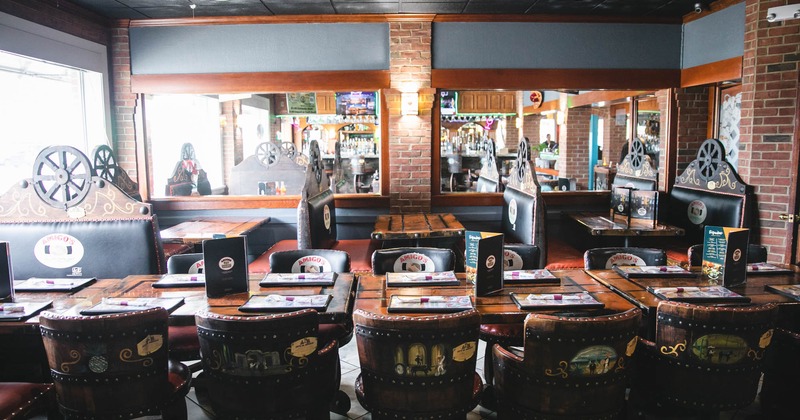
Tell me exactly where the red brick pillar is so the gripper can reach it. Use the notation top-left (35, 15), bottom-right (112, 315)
top-left (674, 87), bottom-right (709, 174)
top-left (110, 24), bottom-right (137, 178)
top-left (607, 104), bottom-right (628, 167)
top-left (740, 0), bottom-right (800, 261)
top-left (522, 114), bottom-right (541, 143)
top-left (387, 18), bottom-right (433, 213)
top-left (559, 107), bottom-right (592, 189)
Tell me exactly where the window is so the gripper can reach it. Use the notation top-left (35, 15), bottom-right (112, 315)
top-left (0, 50), bottom-right (106, 193)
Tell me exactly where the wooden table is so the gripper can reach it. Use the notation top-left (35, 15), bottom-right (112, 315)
top-left (160, 216), bottom-right (270, 246)
top-left (586, 267), bottom-right (800, 338)
top-left (371, 213), bottom-right (466, 251)
top-left (567, 211), bottom-right (685, 246)
top-left (354, 270), bottom-right (636, 323)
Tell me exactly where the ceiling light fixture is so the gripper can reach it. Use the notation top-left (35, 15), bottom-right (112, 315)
top-left (766, 4), bottom-right (800, 22)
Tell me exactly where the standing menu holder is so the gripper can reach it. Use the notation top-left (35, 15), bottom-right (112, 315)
top-left (203, 236), bottom-right (249, 298)
top-left (239, 294), bottom-right (332, 312)
top-left (702, 226), bottom-right (750, 287)
top-left (509, 292), bottom-right (604, 310)
top-left (387, 295), bottom-right (473, 313)
top-left (629, 190), bottom-right (658, 229)
top-left (386, 271), bottom-right (459, 287)
top-left (503, 269), bottom-right (560, 284)
top-left (260, 272), bottom-right (337, 287)
top-left (610, 187), bottom-right (633, 227)
top-left (14, 277), bottom-right (97, 292)
top-left (0, 242), bottom-right (14, 301)
top-left (465, 231), bottom-right (504, 297)
top-left (646, 286), bottom-right (750, 303)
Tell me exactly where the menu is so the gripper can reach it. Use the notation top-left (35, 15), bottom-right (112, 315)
top-left (238, 294), bottom-right (332, 313)
top-left (0, 300), bottom-right (52, 321)
top-left (386, 271), bottom-right (459, 287)
top-left (152, 274), bottom-right (205, 289)
top-left (702, 226), bottom-right (749, 287)
top-left (465, 231), bottom-right (504, 297)
top-left (387, 295), bottom-right (473, 313)
top-left (747, 263), bottom-right (793, 274)
top-left (15, 277), bottom-right (96, 292)
top-left (612, 266), bottom-right (696, 279)
top-left (646, 286), bottom-right (750, 303)
top-left (765, 284), bottom-right (800, 301)
top-left (81, 297), bottom-right (185, 315)
top-left (503, 269), bottom-right (560, 284)
top-left (510, 292), bottom-right (604, 310)
top-left (260, 272), bottom-right (337, 287)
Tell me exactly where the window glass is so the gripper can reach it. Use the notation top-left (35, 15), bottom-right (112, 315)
top-left (0, 50), bottom-right (106, 193)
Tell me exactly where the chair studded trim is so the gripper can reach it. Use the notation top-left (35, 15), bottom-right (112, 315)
top-left (498, 362), bottom-right (629, 388)
top-left (656, 313), bottom-right (773, 333)
top-left (356, 325), bottom-right (478, 342)
top-left (360, 369), bottom-right (474, 387)
top-left (40, 324), bottom-right (167, 342)
top-left (501, 401), bottom-right (623, 420)
top-left (197, 326), bottom-right (317, 342)
top-left (637, 347), bottom-right (762, 374)
top-left (50, 367), bottom-right (166, 384)
top-left (525, 329), bottom-right (636, 345)
top-left (57, 404), bottom-right (161, 420)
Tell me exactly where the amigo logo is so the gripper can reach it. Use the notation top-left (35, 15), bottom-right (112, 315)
top-left (394, 253), bottom-right (435, 273)
top-left (292, 255), bottom-right (332, 273)
top-left (323, 204), bottom-right (332, 231)
top-left (189, 259), bottom-right (205, 274)
top-left (219, 257), bottom-right (235, 271)
top-left (503, 249), bottom-right (523, 270)
top-left (605, 253), bottom-right (646, 269)
top-left (687, 200), bottom-right (707, 225)
top-left (34, 234), bottom-right (84, 269)
top-left (486, 255), bottom-right (496, 269)
top-left (508, 199), bottom-right (518, 225)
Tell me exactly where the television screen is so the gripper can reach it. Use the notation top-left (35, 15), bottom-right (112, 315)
top-left (335, 91), bottom-right (377, 116)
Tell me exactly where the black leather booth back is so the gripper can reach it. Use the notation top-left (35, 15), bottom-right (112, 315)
top-left (501, 186), bottom-right (536, 245)
top-left (307, 189), bottom-right (338, 249)
top-left (167, 253), bottom-right (204, 274)
top-left (612, 174), bottom-right (657, 191)
top-left (371, 247), bottom-right (455, 275)
top-left (668, 186), bottom-right (750, 244)
top-left (269, 249), bottom-right (350, 273)
top-left (0, 218), bottom-right (165, 279)
top-left (503, 244), bottom-right (541, 270)
top-left (583, 247), bottom-right (667, 270)
top-left (476, 176), bottom-right (499, 193)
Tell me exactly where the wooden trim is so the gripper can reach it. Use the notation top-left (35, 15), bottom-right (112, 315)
top-left (433, 14), bottom-right (680, 24)
top-left (150, 195), bottom-right (389, 211)
top-left (567, 91), bottom-right (648, 108)
top-left (432, 69), bottom-right (680, 90)
top-left (680, 57), bottom-right (742, 88)
top-left (682, 0), bottom-right (744, 24)
top-left (788, 69), bottom-right (800, 264)
top-left (707, 85), bottom-right (720, 139)
top-left (385, 14), bottom-right (435, 22)
top-left (128, 14), bottom-right (390, 27)
top-left (131, 70), bottom-right (391, 94)
top-left (432, 90), bottom-right (443, 197)
top-left (664, 88), bottom-right (679, 193)
top-left (379, 90), bottom-right (390, 196)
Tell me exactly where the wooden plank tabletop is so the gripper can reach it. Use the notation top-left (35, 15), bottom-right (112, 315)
top-left (567, 211), bottom-right (685, 237)
top-left (355, 269), bottom-right (636, 324)
top-left (160, 216), bottom-right (270, 244)
top-left (371, 213), bottom-right (465, 241)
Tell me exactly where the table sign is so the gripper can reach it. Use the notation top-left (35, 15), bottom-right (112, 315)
top-left (152, 274), bottom-right (206, 288)
top-left (465, 231), bottom-right (504, 296)
top-left (203, 236), bottom-right (249, 298)
top-left (610, 187), bottom-right (633, 226)
top-left (764, 284), bottom-right (800, 301)
top-left (386, 271), bottom-right (459, 287)
top-left (239, 294), bottom-right (332, 312)
top-left (260, 272), bottom-right (337, 287)
top-left (612, 265), bottom-right (695, 279)
top-left (646, 286), bottom-right (750, 303)
top-left (1, 242), bottom-right (14, 301)
top-left (509, 292), bottom-right (604, 310)
top-left (503, 269), bottom-right (560, 284)
top-left (702, 226), bottom-right (749, 287)
top-left (387, 295), bottom-right (473, 313)
top-left (629, 190), bottom-right (658, 229)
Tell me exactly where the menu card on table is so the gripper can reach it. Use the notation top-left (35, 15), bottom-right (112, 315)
top-left (610, 187), bottom-right (633, 227)
top-left (702, 226), bottom-right (750, 287)
top-left (14, 277), bottom-right (96, 292)
top-left (612, 266), bottom-right (696, 279)
top-left (386, 271), bottom-right (459, 287)
top-left (465, 231), bottom-right (504, 297)
top-left (629, 190), bottom-right (659, 229)
top-left (203, 236), bottom-right (249, 298)
top-left (748, 263), bottom-right (793, 275)
top-left (646, 286), bottom-right (750, 303)
top-left (510, 292), bottom-right (604, 310)
top-left (260, 272), bottom-right (337, 287)
top-left (152, 274), bottom-right (205, 288)
top-left (387, 295), bottom-right (473, 313)
top-left (503, 269), bottom-right (560, 285)
top-left (0, 300), bottom-right (52, 321)
top-left (764, 284), bottom-right (800, 301)
top-left (238, 294), bottom-right (332, 313)
top-left (1, 242), bottom-right (13, 301)
top-left (80, 297), bottom-right (185, 315)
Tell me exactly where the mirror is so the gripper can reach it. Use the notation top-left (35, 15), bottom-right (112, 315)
top-left (437, 89), bottom-right (655, 193)
top-left (143, 91), bottom-right (382, 198)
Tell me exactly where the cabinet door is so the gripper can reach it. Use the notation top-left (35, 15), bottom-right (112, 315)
top-left (316, 92), bottom-right (336, 114)
top-left (457, 91), bottom-right (516, 114)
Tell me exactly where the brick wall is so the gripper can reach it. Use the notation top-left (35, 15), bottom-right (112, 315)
top-left (110, 25), bottom-right (138, 178)
top-left (561, 107), bottom-right (592, 189)
top-left (740, 0), bottom-right (800, 262)
top-left (522, 114), bottom-right (541, 144)
top-left (387, 19), bottom-right (433, 213)
top-left (608, 104), bottom-right (629, 167)
top-left (674, 87), bottom-right (709, 174)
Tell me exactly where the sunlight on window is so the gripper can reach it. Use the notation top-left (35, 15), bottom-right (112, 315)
top-left (0, 50), bottom-right (106, 193)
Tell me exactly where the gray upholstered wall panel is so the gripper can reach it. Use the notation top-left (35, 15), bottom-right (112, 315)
top-left (130, 23), bottom-right (390, 74)
top-left (682, 2), bottom-right (745, 69)
top-left (432, 22), bottom-right (681, 69)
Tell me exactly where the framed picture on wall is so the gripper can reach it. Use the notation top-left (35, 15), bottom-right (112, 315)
top-left (718, 84), bottom-right (742, 169)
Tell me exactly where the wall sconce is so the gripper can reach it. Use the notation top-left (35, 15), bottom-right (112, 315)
top-left (401, 92), bottom-right (419, 116)
top-left (766, 4), bottom-right (800, 22)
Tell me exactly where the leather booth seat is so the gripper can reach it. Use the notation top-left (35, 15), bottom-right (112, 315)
top-left (249, 239), bottom-right (375, 273)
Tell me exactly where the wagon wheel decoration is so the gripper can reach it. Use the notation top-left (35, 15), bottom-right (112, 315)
top-left (32, 145), bottom-right (93, 209)
top-left (309, 142), bottom-right (323, 184)
top-left (180, 143), bottom-right (196, 161)
top-left (280, 142), bottom-right (297, 159)
top-left (92, 145), bottom-right (119, 183)
top-left (696, 139), bottom-right (724, 181)
top-left (629, 139), bottom-right (646, 170)
top-left (255, 142), bottom-right (280, 168)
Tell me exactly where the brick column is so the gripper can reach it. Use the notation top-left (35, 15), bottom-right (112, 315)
top-left (110, 24), bottom-right (137, 178)
top-left (607, 104), bottom-right (628, 166)
top-left (522, 114), bottom-right (541, 143)
top-left (740, 0), bottom-right (800, 261)
top-left (674, 87), bottom-right (709, 174)
top-left (387, 18), bottom-right (433, 213)
top-left (559, 107), bottom-right (592, 189)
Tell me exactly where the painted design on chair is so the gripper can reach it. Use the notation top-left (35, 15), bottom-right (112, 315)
top-left (544, 360), bottom-right (569, 378)
top-left (568, 345), bottom-right (618, 376)
top-left (137, 334), bottom-right (163, 356)
top-left (759, 329), bottom-right (774, 349)
top-left (120, 348), bottom-right (153, 367)
top-left (660, 340), bottom-right (686, 357)
top-left (208, 343), bottom-right (312, 376)
top-left (60, 349), bottom-right (81, 372)
top-left (88, 355), bottom-right (109, 373)
top-left (691, 334), bottom-right (747, 364)
top-left (626, 336), bottom-right (638, 357)
top-left (747, 348), bottom-right (765, 361)
top-left (290, 337), bottom-right (317, 358)
top-left (393, 343), bottom-right (450, 377)
top-left (451, 341), bottom-right (477, 362)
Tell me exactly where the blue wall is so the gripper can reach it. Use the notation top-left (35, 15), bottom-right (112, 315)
top-left (130, 23), bottom-right (390, 74)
